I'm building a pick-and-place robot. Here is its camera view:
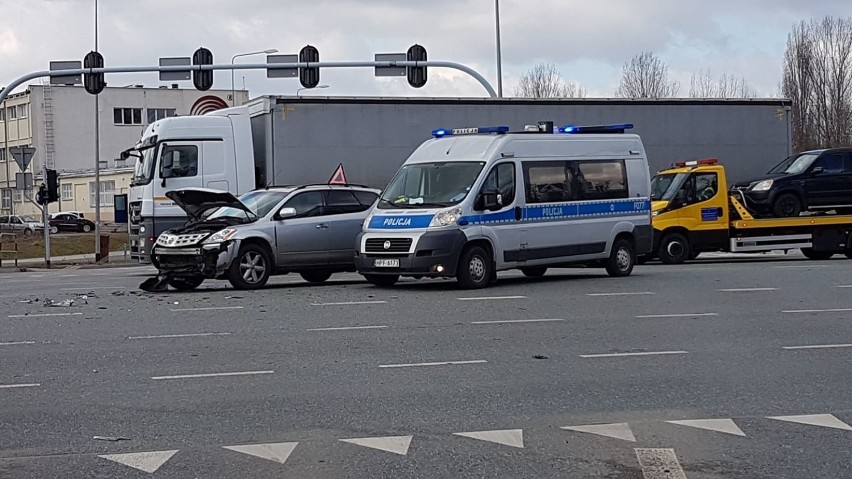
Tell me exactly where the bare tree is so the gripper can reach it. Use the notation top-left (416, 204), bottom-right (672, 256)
top-left (616, 52), bottom-right (680, 98)
top-left (689, 69), bottom-right (756, 98)
top-left (782, 16), bottom-right (852, 150)
top-left (514, 63), bottom-right (586, 98)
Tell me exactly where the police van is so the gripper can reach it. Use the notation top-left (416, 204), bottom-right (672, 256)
top-left (355, 121), bottom-right (653, 289)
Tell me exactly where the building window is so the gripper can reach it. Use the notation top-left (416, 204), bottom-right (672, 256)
top-left (7, 106), bottom-right (16, 120)
top-left (0, 149), bottom-right (5, 162)
top-left (113, 108), bottom-right (143, 125)
top-left (13, 190), bottom-right (22, 203)
top-left (1, 189), bottom-right (11, 209)
top-left (61, 183), bottom-right (73, 201)
top-left (0, 108), bottom-right (4, 121)
top-left (147, 108), bottom-right (176, 124)
top-left (89, 180), bottom-right (116, 207)
top-left (17, 104), bottom-right (28, 119)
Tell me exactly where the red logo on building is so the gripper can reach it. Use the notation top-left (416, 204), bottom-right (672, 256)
top-left (190, 95), bottom-right (229, 115)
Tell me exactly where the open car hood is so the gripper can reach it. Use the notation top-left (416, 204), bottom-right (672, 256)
top-left (165, 188), bottom-right (253, 221)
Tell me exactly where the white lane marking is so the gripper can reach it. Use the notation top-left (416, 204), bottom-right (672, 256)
top-left (453, 429), bottom-right (524, 448)
top-left (457, 295), bottom-right (527, 301)
top-left (634, 448), bottom-right (687, 479)
top-left (151, 370), bottom-right (274, 380)
top-left (311, 300), bottom-right (387, 306)
top-left (636, 313), bottom-right (717, 318)
top-left (666, 418), bottom-right (746, 437)
top-left (0, 383), bottom-right (41, 389)
top-left (767, 414), bottom-right (852, 431)
top-left (561, 423), bottom-right (636, 442)
top-left (471, 318), bottom-right (564, 325)
top-left (306, 325), bottom-right (388, 331)
top-left (222, 442), bottom-right (299, 464)
top-left (379, 360), bottom-right (487, 369)
top-left (580, 350), bottom-right (688, 358)
top-left (782, 308), bottom-right (852, 314)
top-left (8, 312), bottom-right (83, 318)
top-left (0, 341), bottom-right (36, 346)
top-left (59, 274), bottom-right (80, 277)
top-left (60, 286), bottom-right (125, 291)
top-left (586, 291), bottom-right (654, 297)
top-left (839, 285), bottom-right (852, 288)
top-left (169, 306), bottom-right (244, 312)
top-left (775, 264), bottom-right (830, 268)
top-left (339, 436), bottom-right (413, 456)
top-left (98, 450), bottom-right (179, 474)
top-left (718, 287), bottom-right (778, 292)
top-left (782, 343), bottom-right (852, 350)
top-left (128, 332), bottom-right (232, 340)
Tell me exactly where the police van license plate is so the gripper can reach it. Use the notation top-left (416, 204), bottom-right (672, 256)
top-left (374, 259), bottom-right (399, 268)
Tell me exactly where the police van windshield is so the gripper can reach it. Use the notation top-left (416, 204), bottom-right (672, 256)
top-left (650, 173), bottom-right (688, 201)
top-left (378, 161), bottom-right (486, 209)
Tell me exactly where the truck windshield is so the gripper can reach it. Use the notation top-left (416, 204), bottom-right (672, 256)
top-left (650, 173), bottom-right (688, 201)
top-left (132, 146), bottom-right (158, 186)
top-left (767, 153), bottom-right (820, 175)
top-left (378, 161), bottom-right (486, 209)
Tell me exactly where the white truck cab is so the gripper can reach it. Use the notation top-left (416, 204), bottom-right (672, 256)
top-left (355, 122), bottom-right (653, 289)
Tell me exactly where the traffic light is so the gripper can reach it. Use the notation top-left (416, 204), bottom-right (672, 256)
top-left (299, 45), bottom-right (320, 89)
top-left (407, 44), bottom-right (427, 88)
top-left (46, 169), bottom-right (59, 203)
top-left (83, 51), bottom-right (106, 95)
top-left (36, 184), bottom-right (47, 205)
top-left (192, 47), bottom-right (214, 91)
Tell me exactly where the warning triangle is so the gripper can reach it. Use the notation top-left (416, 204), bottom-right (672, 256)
top-left (561, 423), bottom-right (636, 442)
top-left (223, 442), bottom-right (298, 464)
top-left (328, 163), bottom-right (347, 185)
top-left (453, 429), bottom-right (524, 448)
top-left (666, 418), bottom-right (746, 437)
top-left (98, 450), bottom-right (179, 473)
top-left (767, 414), bottom-right (852, 431)
top-left (339, 435), bottom-right (412, 455)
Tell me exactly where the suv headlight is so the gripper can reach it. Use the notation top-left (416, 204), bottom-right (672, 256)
top-left (204, 228), bottom-right (238, 244)
top-left (429, 206), bottom-right (463, 228)
top-left (750, 179), bottom-right (773, 191)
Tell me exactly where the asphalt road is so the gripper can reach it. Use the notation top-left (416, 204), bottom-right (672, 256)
top-left (1, 256), bottom-right (851, 478)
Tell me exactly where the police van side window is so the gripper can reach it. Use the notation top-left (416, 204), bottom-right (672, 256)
top-left (523, 161), bottom-right (574, 203)
top-left (575, 161), bottom-right (628, 200)
top-left (481, 163), bottom-right (516, 206)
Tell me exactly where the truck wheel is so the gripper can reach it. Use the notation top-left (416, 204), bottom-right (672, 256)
top-left (168, 276), bottom-right (205, 291)
top-left (457, 245), bottom-right (493, 289)
top-left (227, 244), bottom-right (271, 290)
top-left (605, 237), bottom-right (635, 277)
top-left (800, 248), bottom-right (834, 261)
top-left (772, 193), bottom-right (802, 217)
top-left (520, 267), bottom-right (547, 278)
top-left (363, 274), bottom-right (398, 287)
top-left (658, 233), bottom-right (690, 264)
top-left (300, 270), bottom-right (332, 284)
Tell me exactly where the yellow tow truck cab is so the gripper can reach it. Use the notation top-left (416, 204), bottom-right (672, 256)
top-left (649, 158), bottom-right (852, 263)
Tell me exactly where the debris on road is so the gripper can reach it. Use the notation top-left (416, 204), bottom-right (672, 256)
top-left (44, 298), bottom-right (74, 307)
top-left (93, 436), bottom-right (130, 442)
top-left (533, 355), bottom-right (549, 360)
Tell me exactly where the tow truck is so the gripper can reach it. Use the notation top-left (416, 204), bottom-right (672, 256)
top-left (648, 158), bottom-right (852, 263)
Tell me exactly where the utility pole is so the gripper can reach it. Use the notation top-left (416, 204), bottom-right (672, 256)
top-left (495, 0), bottom-right (503, 98)
top-left (2, 89), bottom-right (10, 216)
top-left (93, 0), bottom-right (102, 260)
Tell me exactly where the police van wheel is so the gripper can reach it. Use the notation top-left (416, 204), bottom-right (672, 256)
top-left (605, 238), bottom-right (635, 277)
top-left (168, 276), bottom-right (205, 291)
top-left (659, 233), bottom-right (690, 265)
top-left (520, 267), bottom-right (547, 278)
top-left (363, 274), bottom-right (398, 287)
top-left (457, 245), bottom-right (493, 289)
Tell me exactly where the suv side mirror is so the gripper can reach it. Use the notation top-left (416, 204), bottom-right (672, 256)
top-left (476, 189), bottom-right (501, 211)
top-left (810, 166), bottom-right (824, 176)
top-left (277, 207), bottom-right (297, 219)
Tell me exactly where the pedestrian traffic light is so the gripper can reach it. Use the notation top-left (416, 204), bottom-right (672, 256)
top-left (192, 47), bottom-right (214, 91)
top-left (299, 45), bottom-right (320, 89)
top-left (36, 184), bottom-right (47, 205)
top-left (46, 169), bottom-right (59, 203)
top-left (83, 51), bottom-right (106, 95)
top-left (407, 44), bottom-right (427, 88)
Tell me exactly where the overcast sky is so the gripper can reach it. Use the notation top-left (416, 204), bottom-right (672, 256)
top-left (0, 0), bottom-right (848, 99)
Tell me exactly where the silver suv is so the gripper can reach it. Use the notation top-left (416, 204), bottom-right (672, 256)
top-left (143, 185), bottom-right (380, 291)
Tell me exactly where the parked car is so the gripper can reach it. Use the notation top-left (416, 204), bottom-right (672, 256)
top-left (50, 211), bottom-right (86, 220)
top-left (733, 148), bottom-right (852, 217)
top-left (0, 215), bottom-right (44, 237)
top-left (49, 213), bottom-right (96, 234)
top-left (145, 185), bottom-right (381, 291)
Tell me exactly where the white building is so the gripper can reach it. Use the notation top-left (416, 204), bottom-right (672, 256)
top-left (1, 84), bottom-right (248, 220)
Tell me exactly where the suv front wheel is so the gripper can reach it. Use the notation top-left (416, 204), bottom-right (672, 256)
top-left (772, 193), bottom-right (802, 217)
top-left (228, 244), bottom-right (272, 290)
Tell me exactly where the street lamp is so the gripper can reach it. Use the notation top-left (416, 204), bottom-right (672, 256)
top-left (495, 0), bottom-right (503, 98)
top-left (231, 49), bottom-right (278, 106)
top-left (297, 84), bottom-right (330, 97)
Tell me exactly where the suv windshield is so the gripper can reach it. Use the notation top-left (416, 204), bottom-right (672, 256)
top-left (207, 190), bottom-right (291, 220)
top-left (650, 173), bottom-right (688, 201)
top-left (378, 161), bottom-right (486, 209)
top-left (768, 153), bottom-right (820, 175)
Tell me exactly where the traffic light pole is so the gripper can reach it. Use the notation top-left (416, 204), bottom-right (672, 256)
top-left (42, 162), bottom-right (50, 268)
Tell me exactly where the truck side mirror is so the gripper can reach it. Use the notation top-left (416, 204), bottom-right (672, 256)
top-left (277, 207), bottom-right (297, 219)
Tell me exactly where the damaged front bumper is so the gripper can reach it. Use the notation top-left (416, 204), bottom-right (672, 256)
top-left (151, 240), bottom-right (240, 277)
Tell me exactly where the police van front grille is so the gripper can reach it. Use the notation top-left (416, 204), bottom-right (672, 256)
top-left (365, 238), bottom-right (412, 253)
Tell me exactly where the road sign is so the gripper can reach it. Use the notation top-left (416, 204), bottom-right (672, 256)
top-left (49, 61), bottom-right (82, 85)
top-left (374, 53), bottom-right (406, 77)
top-left (158, 57), bottom-right (191, 81)
top-left (267, 54), bottom-right (298, 78)
top-left (15, 172), bottom-right (33, 190)
top-left (9, 146), bottom-right (36, 172)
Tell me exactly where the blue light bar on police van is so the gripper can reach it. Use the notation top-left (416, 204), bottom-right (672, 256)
top-left (432, 126), bottom-right (510, 138)
top-left (558, 123), bottom-right (634, 134)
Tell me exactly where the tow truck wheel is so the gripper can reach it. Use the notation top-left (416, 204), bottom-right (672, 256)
top-left (228, 244), bottom-right (271, 290)
top-left (605, 237), bottom-right (635, 277)
top-left (457, 245), bottom-right (493, 289)
top-left (520, 267), bottom-right (547, 278)
top-left (300, 270), bottom-right (332, 284)
top-left (801, 248), bottom-right (834, 261)
top-left (363, 274), bottom-right (398, 287)
top-left (168, 276), bottom-right (205, 291)
top-left (659, 233), bottom-right (690, 265)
